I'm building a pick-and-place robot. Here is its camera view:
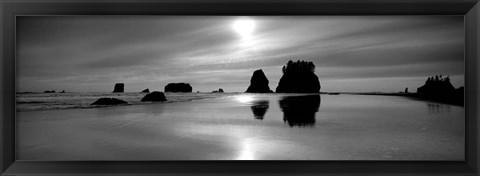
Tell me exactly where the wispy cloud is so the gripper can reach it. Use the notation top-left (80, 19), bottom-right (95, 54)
top-left (17, 16), bottom-right (464, 92)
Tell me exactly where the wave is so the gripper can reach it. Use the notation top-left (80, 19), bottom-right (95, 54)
top-left (16, 92), bottom-right (241, 112)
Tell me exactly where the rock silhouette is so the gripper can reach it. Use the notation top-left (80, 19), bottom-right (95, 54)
top-left (141, 91), bottom-right (167, 102)
top-left (417, 75), bottom-right (455, 94)
top-left (250, 100), bottom-right (269, 120)
top-left (245, 69), bottom-right (273, 93)
top-left (141, 89), bottom-right (150, 93)
top-left (113, 83), bottom-right (124, 93)
top-left (212, 88), bottom-right (224, 93)
top-left (416, 75), bottom-right (463, 106)
top-left (276, 60), bottom-right (321, 93)
top-left (44, 90), bottom-right (55, 93)
top-left (91, 98), bottom-right (128, 105)
top-left (165, 83), bottom-right (192, 92)
top-left (279, 95), bottom-right (321, 127)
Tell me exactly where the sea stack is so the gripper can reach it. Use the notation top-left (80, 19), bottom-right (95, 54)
top-left (91, 98), bottom-right (128, 105)
top-left (416, 75), bottom-right (463, 105)
top-left (165, 83), bottom-right (192, 93)
top-left (141, 89), bottom-right (150, 93)
top-left (417, 75), bottom-right (455, 94)
top-left (141, 91), bottom-right (167, 102)
top-left (213, 88), bottom-right (224, 93)
top-left (113, 83), bottom-right (124, 93)
top-left (245, 69), bottom-right (273, 93)
top-left (275, 60), bottom-right (320, 93)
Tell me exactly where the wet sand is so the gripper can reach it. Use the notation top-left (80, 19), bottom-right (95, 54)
top-left (17, 94), bottom-right (464, 160)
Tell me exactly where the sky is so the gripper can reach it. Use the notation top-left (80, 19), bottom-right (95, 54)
top-left (17, 16), bottom-right (464, 93)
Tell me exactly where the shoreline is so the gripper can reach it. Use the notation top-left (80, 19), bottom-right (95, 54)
top-left (16, 91), bottom-right (464, 112)
top-left (16, 92), bottom-right (242, 112)
top-left (330, 92), bottom-right (464, 107)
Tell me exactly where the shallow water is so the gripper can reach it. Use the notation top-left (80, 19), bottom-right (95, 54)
top-left (16, 92), bottom-right (238, 111)
top-left (17, 94), bottom-right (464, 160)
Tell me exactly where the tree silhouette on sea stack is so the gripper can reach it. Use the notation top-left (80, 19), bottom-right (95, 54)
top-left (416, 74), bottom-right (464, 106)
top-left (275, 60), bottom-right (321, 93)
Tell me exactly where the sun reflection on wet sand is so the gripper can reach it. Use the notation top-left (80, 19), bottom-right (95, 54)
top-left (237, 138), bottom-right (255, 160)
top-left (236, 95), bottom-right (255, 103)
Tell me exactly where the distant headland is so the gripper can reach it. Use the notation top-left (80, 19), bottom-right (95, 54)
top-left (336, 75), bottom-right (464, 106)
top-left (415, 75), bottom-right (463, 106)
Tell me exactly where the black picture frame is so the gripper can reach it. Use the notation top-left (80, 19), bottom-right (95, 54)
top-left (1, 0), bottom-right (479, 175)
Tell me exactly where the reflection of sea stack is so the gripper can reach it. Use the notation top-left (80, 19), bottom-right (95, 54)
top-left (113, 83), bottom-right (124, 93)
top-left (165, 83), bottom-right (192, 92)
top-left (141, 91), bottom-right (167, 102)
top-left (91, 98), bottom-right (128, 105)
top-left (250, 100), bottom-right (269, 120)
top-left (416, 75), bottom-right (463, 106)
top-left (279, 95), bottom-right (321, 127)
top-left (276, 60), bottom-right (320, 93)
top-left (245, 69), bottom-right (273, 93)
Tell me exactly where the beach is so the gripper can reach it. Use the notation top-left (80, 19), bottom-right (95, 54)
top-left (16, 93), bottom-right (464, 160)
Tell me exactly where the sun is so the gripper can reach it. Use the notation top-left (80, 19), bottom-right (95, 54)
top-left (232, 18), bottom-right (256, 38)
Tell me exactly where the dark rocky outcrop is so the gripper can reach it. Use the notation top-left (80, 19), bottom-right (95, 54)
top-left (165, 83), bottom-right (192, 93)
top-left (60, 90), bottom-right (66, 93)
top-left (213, 88), bottom-right (224, 93)
top-left (416, 75), bottom-right (464, 106)
top-left (417, 75), bottom-right (455, 94)
top-left (141, 91), bottom-right (167, 102)
top-left (275, 60), bottom-right (321, 93)
top-left (44, 90), bottom-right (55, 93)
top-left (245, 69), bottom-right (273, 93)
top-left (279, 95), bottom-right (321, 127)
top-left (113, 83), bottom-right (124, 93)
top-left (91, 98), bottom-right (128, 105)
top-left (251, 100), bottom-right (269, 120)
top-left (141, 89), bottom-right (150, 93)
top-left (17, 92), bottom-right (34, 94)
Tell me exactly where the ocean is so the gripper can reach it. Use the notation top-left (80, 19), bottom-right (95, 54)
top-left (16, 92), bottom-right (240, 111)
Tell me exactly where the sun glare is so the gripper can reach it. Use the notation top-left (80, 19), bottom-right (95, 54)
top-left (232, 18), bottom-right (256, 38)
top-left (236, 95), bottom-right (254, 103)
